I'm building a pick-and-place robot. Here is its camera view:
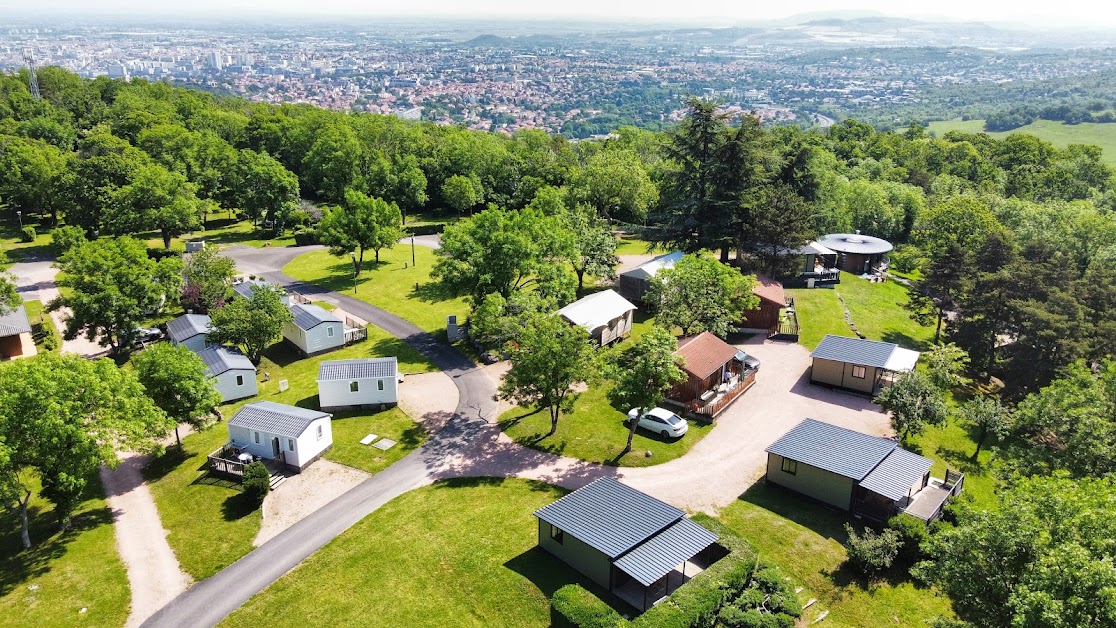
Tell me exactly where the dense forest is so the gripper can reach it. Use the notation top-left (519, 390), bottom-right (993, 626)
top-left (3, 67), bottom-right (1116, 627)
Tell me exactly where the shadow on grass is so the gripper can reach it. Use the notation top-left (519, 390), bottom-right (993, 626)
top-left (505, 546), bottom-right (636, 616)
top-left (410, 281), bottom-right (456, 304)
top-left (880, 330), bottom-right (930, 352)
top-left (141, 446), bottom-right (191, 484)
top-left (222, 492), bottom-right (260, 522)
top-left (497, 406), bottom-right (547, 430)
top-left (260, 343), bottom-right (303, 368)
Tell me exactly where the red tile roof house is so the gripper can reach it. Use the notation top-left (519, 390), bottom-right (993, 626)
top-left (666, 332), bottom-right (757, 420)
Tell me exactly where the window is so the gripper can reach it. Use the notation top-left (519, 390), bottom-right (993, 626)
top-left (550, 524), bottom-right (564, 545)
top-left (254, 431), bottom-right (260, 444)
top-left (327, 326), bottom-right (335, 337)
top-left (781, 458), bottom-right (797, 475)
top-left (287, 439), bottom-right (295, 451)
top-left (236, 375), bottom-right (244, 386)
top-left (852, 365), bottom-right (867, 379)
top-left (377, 379), bottom-right (385, 391)
top-left (316, 424), bottom-right (323, 440)
top-left (349, 381), bottom-right (359, 393)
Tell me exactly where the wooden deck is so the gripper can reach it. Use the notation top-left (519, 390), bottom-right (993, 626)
top-left (688, 370), bottom-right (757, 419)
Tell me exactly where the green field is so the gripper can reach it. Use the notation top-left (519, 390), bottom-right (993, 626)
top-left (927, 118), bottom-right (1116, 165)
top-left (223, 479), bottom-right (605, 627)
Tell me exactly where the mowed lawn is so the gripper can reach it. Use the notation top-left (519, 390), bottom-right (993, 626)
top-left (788, 272), bottom-right (933, 351)
top-left (928, 118), bottom-right (1116, 165)
top-left (718, 483), bottom-right (955, 627)
top-left (143, 328), bottom-right (438, 579)
top-left (0, 475), bottom-right (130, 628)
top-left (499, 384), bottom-right (713, 467)
top-left (283, 246), bottom-right (468, 334)
top-left (223, 478), bottom-right (604, 627)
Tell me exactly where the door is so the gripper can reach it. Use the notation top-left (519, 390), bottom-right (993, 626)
top-left (271, 437), bottom-right (280, 459)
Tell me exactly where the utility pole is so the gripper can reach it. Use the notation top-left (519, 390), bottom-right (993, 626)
top-left (23, 49), bottom-right (41, 100)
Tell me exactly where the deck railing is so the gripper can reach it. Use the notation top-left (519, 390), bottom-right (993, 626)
top-left (771, 297), bottom-right (800, 341)
top-left (207, 444), bottom-right (246, 478)
top-left (690, 369), bottom-right (757, 418)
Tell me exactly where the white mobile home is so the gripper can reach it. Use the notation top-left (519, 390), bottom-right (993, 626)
top-left (226, 401), bottom-right (333, 472)
top-left (317, 357), bottom-right (399, 410)
top-left (198, 345), bottom-right (258, 402)
top-left (557, 289), bottom-right (637, 347)
top-left (232, 279), bottom-right (291, 306)
top-left (283, 304), bottom-right (345, 356)
top-left (167, 313), bottom-right (212, 353)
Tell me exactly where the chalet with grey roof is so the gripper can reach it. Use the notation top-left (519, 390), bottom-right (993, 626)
top-left (534, 477), bottom-right (723, 610)
top-left (765, 419), bottom-right (963, 524)
top-left (810, 334), bottom-right (920, 395)
top-left (224, 401), bottom-right (332, 473)
top-left (283, 303), bottom-right (345, 356)
top-left (198, 345), bottom-right (257, 402)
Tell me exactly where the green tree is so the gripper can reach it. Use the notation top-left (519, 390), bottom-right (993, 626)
top-left (50, 225), bottom-right (87, 257)
top-left (747, 183), bottom-right (818, 276)
top-left (242, 461), bottom-right (271, 506)
top-left (603, 327), bottom-right (686, 454)
top-left (181, 245), bottom-right (236, 313)
top-left (208, 284), bottom-right (293, 364)
top-left (843, 523), bottom-right (903, 579)
top-left (956, 395), bottom-right (1010, 459)
top-left (317, 190), bottom-right (404, 274)
top-left (112, 162), bottom-right (202, 248)
top-left (874, 372), bottom-right (948, 445)
top-left (0, 354), bottom-right (173, 547)
top-left (236, 149), bottom-right (300, 229)
top-left (50, 237), bottom-right (183, 352)
top-left (563, 204), bottom-right (620, 292)
top-left (647, 255), bottom-right (757, 338)
top-left (133, 343), bottom-right (223, 447)
top-left (922, 342), bottom-right (970, 391)
top-left (0, 136), bottom-right (71, 225)
top-left (498, 315), bottom-right (595, 436)
top-left (568, 147), bottom-right (658, 223)
top-left (917, 474), bottom-right (1116, 628)
top-left (301, 122), bottom-right (362, 202)
top-left (440, 174), bottom-right (482, 215)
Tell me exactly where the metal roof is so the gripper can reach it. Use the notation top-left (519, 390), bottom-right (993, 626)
top-left (228, 401), bottom-right (330, 439)
top-left (792, 240), bottom-right (838, 256)
top-left (318, 357), bottom-right (398, 381)
top-left (859, 448), bottom-right (934, 502)
top-left (812, 335), bottom-right (913, 370)
top-left (232, 280), bottom-right (278, 300)
top-left (197, 345), bottom-right (256, 377)
top-left (0, 304), bottom-right (32, 337)
top-left (290, 303), bottom-right (342, 330)
top-left (619, 251), bottom-right (684, 280)
top-left (613, 518), bottom-right (719, 587)
top-left (766, 418), bottom-right (898, 481)
top-left (534, 477), bottom-right (683, 559)
top-left (557, 289), bottom-right (636, 332)
top-left (818, 233), bottom-right (894, 255)
top-left (167, 313), bottom-right (211, 342)
top-left (885, 347), bottom-right (921, 373)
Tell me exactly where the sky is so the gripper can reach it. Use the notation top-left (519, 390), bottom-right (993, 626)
top-left (2, 0), bottom-right (1116, 29)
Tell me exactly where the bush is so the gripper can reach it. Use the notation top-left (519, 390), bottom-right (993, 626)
top-left (844, 523), bottom-right (903, 578)
top-left (147, 247), bottom-right (183, 261)
top-left (242, 461), bottom-right (271, 505)
top-left (886, 514), bottom-right (930, 566)
top-left (890, 244), bottom-right (924, 273)
top-left (51, 225), bottom-right (87, 255)
top-left (551, 584), bottom-right (625, 628)
top-left (293, 228), bottom-right (317, 246)
top-left (20, 225), bottom-right (36, 243)
top-left (407, 222), bottom-right (447, 236)
top-left (289, 209), bottom-right (311, 229)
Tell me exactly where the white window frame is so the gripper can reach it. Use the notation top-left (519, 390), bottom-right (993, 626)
top-left (852, 365), bottom-right (867, 379)
top-left (316, 424), bottom-right (323, 440)
top-left (377, 379), bottom-right (385, 391)
top-left (350, 380), bottom-right (359, 393)
top-left (327, 326), bottom-right (335, 337)
top-left (287, 438), bottom-right (295, 451)
top-left (781, 458), bottom-right (798, 475)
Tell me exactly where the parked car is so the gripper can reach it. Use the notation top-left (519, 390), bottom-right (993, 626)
top-left (133, 327), bottom-right (164, 343)
top-left (739, 352), bottom-right (761, 371)
top-left (625, 407), bottom-right (689, 438)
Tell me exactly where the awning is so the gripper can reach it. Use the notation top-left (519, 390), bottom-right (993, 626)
top-left (613, 518), bottom-right (719, 587)
top-left (884, 347), bottom-right (920, 372)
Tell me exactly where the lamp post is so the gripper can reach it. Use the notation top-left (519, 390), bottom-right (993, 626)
top-left (349, 251), bottom-right (358, 294)
top-left (15, 211), bottom-right (22, 229)
top-left (411, 234), bottom-right (416, 267)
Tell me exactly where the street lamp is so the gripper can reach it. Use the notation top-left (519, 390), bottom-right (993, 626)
top-left (349, 251), bottom-right (358, 294)
top-left (411, 234), bottom-right (416, 267)
top-left (15, 211), bottom-right (22, 229)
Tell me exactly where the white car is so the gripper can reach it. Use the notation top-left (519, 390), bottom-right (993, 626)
top-left (626, 407), bottom-right (688, 438)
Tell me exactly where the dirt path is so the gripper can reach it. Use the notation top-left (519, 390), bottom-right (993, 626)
top-left (9, 259), bottom-right (108, 357)
top-left (100, 453), bottom-right (192, 628)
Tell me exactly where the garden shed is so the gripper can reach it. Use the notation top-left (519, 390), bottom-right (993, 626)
top-left (317, 357), bottom-right (399, 410)
top-left (809, 334), bottom-right (920, 395)
top-left (225, 401), bottom-right (333, 473)
top-left (198, 345), bottom-right (258, 402)
top-left (557, 289), bottom-right (637, 347)
top-left (617, 251), bottom-right (683, 302)
top-left (167, 313), bottom-right (212, 353)
top-left (739, 275), bottom-right (785, 333)
top-left (283, 303), bottom-right (345, 356)
top-left (0, 304), bottom-right (35, 361)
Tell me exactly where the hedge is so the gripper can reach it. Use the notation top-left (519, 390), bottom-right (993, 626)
top-left (552, 584), bottom-right (628, 628)
top-left (407, 222), bottom-right (448, 236)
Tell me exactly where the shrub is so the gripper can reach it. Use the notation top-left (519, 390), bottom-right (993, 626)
top-left (407, 222), bottom-right (447, 236)
top-left (289, 209), bottom-right (311, 229)
top-left (293, 228), bottom-right (317, 246)
top-left (242, 461), bottom-right (271, 505)
top-left (551, 584), bottom-right (625, 628)
top-left (146, 247), bottom-right (183, 261)
top-left (51, 225), bottom-right (87, 255)
top-left (844, 523), bottom-right (903, 578)
top-left (886, 514), bottom-right (930, 566)
top-left (890, 244), bottom-right (924, 273)
top-left (20, 225), bottom-right (36, 243)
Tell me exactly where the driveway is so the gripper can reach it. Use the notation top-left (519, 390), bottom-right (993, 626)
top-left (621, 336), bottom-right (889, 513)
top-left (8, 259), bottom-right (108, 357)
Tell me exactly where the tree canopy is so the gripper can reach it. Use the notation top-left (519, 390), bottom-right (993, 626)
top-left (207, 284), bottom-right (293, 363)
top-left (647, 255), bottom-right (757, 338)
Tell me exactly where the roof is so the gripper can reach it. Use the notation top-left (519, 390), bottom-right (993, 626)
top-left (791, 240), bottom-right (838, 256)
top-left (818, 233), bottom-right (894, 255)
top-left (534, 477), bottom-right (683, 559)
top-left (557, 290), bottom-right (637, 331)
top-left (675, 332), bottom-right (741, 380)
top-left (613, 518), bottom-right (719, 587)
top-left (318, 357), bottom-right (398, 381)
top-left (811, 335), bottom-right (920, 371)
top-left (766, 418), bottom-right (898, 481)
top-left (751, 275), bottom-right (785, 307)
top-left (290, 303), bottom-right (342, 330)
top-left (619, 251), bottom-right (684, 280)
top-left (232, 280), bottom-right (278, 300)
top-left (198, 345), bottom-right (256, 377)
top-left (0, 304), bottom-right (32, 337)
top-left (167, 313), bottom-right (211, 342)
top-left (228, 401), bottom-right (330, 439)
top-left (859, 448), bottom-right (934, 501)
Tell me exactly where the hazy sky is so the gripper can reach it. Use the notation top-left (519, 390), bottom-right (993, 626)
top-left (3, 0), bottom-right (1115, 29)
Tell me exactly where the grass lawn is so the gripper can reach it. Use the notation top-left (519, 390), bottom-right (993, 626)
top-left (223, 478), bottom-right (610, 627)
top-left (718, 482), bottom-right (955, 627)
top-left (0, 474), bottom-right (130, 627)
top-left (143, 329), bottom-right (437, 580)
top-left (21, 300), bottom-right (59, 353)
top-left (927, 118), bottom-right (1116, 165)
top-left (283, 247), bottom-right (468, 334)
top-left (0, 220), bottom-right (53, 263)
top-left (499, 384), bottom-right (713, 467)
top-left (784, 288), bottom-right (850, 350)
top-left (614, 235), bottom-right (663, 256)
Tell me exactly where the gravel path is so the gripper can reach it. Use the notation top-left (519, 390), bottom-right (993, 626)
top-left (8, 259), bottom-right (108, 357)
top-left (254, 460), bottom-right (370, 547)
top-left (100, 453), bottom-right (193, 628)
